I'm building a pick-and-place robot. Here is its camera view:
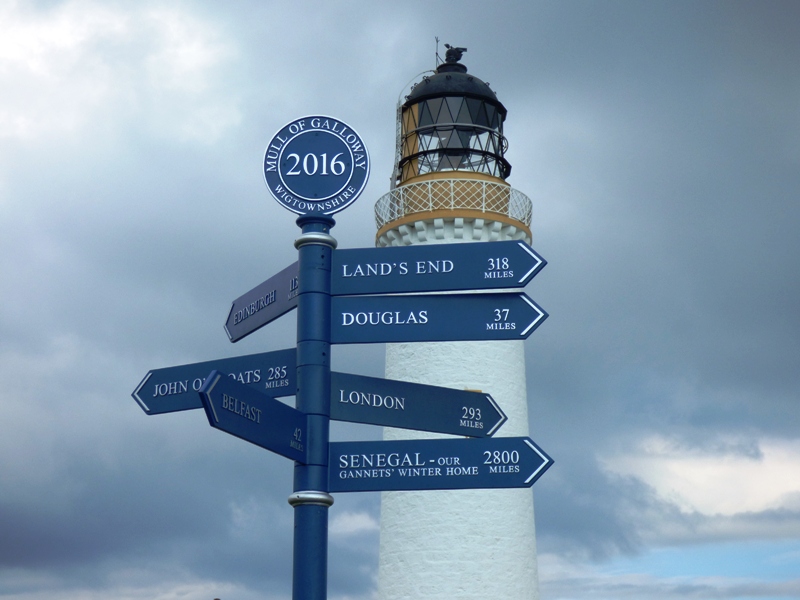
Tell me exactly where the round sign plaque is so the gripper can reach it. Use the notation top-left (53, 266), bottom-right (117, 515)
top-left (263, 115), bottom-right (370, 215)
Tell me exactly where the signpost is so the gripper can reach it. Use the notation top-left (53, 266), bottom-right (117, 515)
top-left (133, 113), bottom-right (551, 600)
top-left (225, 261), bottom-right (299, 342)
top-left (329, 437), bottom-right (552, 493)
top-left (331, 292), bottom-right (547, 344)
top-left (331, 241), bottom-right (546, 296)
top-left (200, 371), bottom-right (307, 463)
top-left (264, 113), bottom-right (371, 600)
top-left (132, 348), bottom-right (296, 414)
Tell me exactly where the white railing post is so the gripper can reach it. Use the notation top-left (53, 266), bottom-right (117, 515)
top-left (450, 179), bottom-right (455, 210)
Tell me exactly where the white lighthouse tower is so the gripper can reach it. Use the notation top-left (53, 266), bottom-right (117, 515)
top-left (374, 47), bottom-right (542, 599)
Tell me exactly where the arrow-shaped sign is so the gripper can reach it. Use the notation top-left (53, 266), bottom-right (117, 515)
top-left (133, 353), bottom-right (507, 438)
top-left (329, 437), bottom-right (553, 493)
top-left (331, 293), bottom-right (547, 344)
top-left (199, 371), bottom-right (307, 463)
top-left (329, 372), bottom-right (506, 437)
top-left (225, 261), bottom-right (299, 342)
top-left (331, 241), bottom-right (545, 296)
top-left (132, 348), bottom-right (296, 414)
top-left (222, 243), bottom-right (545, 343)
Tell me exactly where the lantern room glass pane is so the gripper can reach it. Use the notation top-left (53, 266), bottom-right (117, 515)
top-left (439, 129), bottom-right (457, 148)
top-left (465, 98), bottom-right (482, 123)
top-left (420, 98), bottom-right (444, 125)
top-left (417, 101), bottom-right (433, 127)
top-left (444, 97), bottom-right (461, 123)
top-left (455, 100), bottom-right (472, 124)
top-left (484, 104), bottom-right (496, 129)
top-left (457, 129), bottom-right (472, 148)
top-left (475, 102), bottom-right (490, 128)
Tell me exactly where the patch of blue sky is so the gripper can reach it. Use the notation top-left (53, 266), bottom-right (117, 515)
top-left (602, 540), bottom-right (800, 581)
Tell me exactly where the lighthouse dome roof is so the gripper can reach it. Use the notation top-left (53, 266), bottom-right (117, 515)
top-left (404, 61), bottom-right (507, 119)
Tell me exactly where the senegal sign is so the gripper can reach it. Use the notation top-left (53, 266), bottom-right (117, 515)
top-left (263, 115), bottom-right (370, 215)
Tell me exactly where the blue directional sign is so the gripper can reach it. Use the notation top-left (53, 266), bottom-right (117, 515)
top-left (226, 262), bottom-right (299, 343)
top-left (200, 371), bottom-right (307, 463)
top-left (329, 437), bottom-right (552, 493)
top-left (264, 116), bottom-right (370, 215)
top-left (331, 292), bottom-right (547, 344)
top-left (331, 241), bottom-right (546, 296)
top-left (132, 348), bottom-right (296, 415)
top-left (330, 372), bottom-right (506, 437)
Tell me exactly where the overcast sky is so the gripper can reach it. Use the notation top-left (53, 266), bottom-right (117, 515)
top-left (1, 1), bottom-right (799, 599)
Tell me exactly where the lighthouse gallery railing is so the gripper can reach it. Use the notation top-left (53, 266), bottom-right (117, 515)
top-left (375, 179), bottom-right (532, 230)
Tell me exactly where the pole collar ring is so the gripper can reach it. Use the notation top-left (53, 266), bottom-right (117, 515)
top-left (294, 232), bottom-right (338, 249)
top-left (288, 491), bottom-right (335, 507)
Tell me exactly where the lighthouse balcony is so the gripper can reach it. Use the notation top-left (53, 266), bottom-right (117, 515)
top-left (374, 178), bottom-right (532, 246)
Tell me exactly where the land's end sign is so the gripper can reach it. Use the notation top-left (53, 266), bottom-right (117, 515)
top-left (331, 241), bottom-right (546, 296)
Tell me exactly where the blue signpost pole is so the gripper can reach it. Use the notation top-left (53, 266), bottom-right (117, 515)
top-left (289, 214), bottom-right (336, 600)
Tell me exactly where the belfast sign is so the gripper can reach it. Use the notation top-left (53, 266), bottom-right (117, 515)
top-left (199, 371), bottom-right (307, 463)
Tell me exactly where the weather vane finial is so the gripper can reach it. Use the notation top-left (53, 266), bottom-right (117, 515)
top-left (444, 43), bottom-right (467, 64)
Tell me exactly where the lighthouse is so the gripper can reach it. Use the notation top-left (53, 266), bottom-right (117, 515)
top-left (374, 47), bottom-right (542, 599)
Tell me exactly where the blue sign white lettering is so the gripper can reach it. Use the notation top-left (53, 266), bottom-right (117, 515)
top-left (329, 437), bottom-right (553, 492)
top-left (132, 348), bottom-right (296, 414)
top-left (331, 241), bottom-right (546, 296)
top-left (226, 262), bottom-right (300, 342)
top-left (330, 372), bottom-right (506, 437)
top-left (199, 371), bottom-right (307, 463)
top-left (331, 292), bottom-right (548, 344)
top-left (263, 116), bottom-right (370, 215)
